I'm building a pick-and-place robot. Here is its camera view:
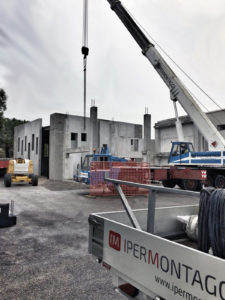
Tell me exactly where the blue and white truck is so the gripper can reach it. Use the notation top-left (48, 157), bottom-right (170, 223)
top-left (74, 144), bottom-right (127, 184)
top-left (167, 141), bottom-right (225, 190)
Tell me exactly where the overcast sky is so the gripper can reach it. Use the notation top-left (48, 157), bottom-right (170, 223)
top-left (0, 0), bottom-right (225, 132)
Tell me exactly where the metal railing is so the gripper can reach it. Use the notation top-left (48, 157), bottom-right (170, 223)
top-left (105, 177), bottom-right (199, 234)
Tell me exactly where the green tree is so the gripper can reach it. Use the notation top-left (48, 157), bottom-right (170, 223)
top-left (0, 118), bottom-right (27, 157)
top-left (0, 89), bottom-right (7, 129)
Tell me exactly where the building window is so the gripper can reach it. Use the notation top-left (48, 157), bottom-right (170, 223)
top-left (21, 140), bottom-right (24, 155)
top-left (25, 136), bottom-right (27, 151)
top-left (172, 144), bottom-right (180, 156)
top-left (71, 133), bottom-right (77, 140)
top-left (134, 139), bottom-right (139, 151)
top-left (217, 124), bottom-right (225, 131)
top-left (81, 133), bottom-right (87, 142)
top-left (32, 134), bottom-right (35, 151)
top-left (28, 143), bottom-right (31, 159)
top-left (131, 138), bottom-right (139, 152)
top-left (36, 137), bottom-right (38, 155)
top-left (71, 132), bottom-right (78, 148)
top-left (18, 137), bottom-right (20, 152)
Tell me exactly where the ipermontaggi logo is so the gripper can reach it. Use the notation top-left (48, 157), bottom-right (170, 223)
top-left (109, 230), bottom-right (121, 251)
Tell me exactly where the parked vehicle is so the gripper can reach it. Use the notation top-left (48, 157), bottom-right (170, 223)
top-left (93, 0), bottom-right (225, 190)
top-left (74, 144), bottom-right (127, 184)
top-left (0, 158), bottom-right (9, 176)
top-left (168, 141), bottom-right (225, 189)
top-left (4, 158), bottom-right (38, 187)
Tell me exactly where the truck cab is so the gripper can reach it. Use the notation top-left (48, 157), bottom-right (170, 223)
top-left (169, 142), bottom-right (194, 165)
top-left (75, 145), bottom-right (127, 183)
top-left (78, 154), bottom-right (112, 184)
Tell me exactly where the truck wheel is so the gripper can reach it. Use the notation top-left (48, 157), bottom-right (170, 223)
top-left (177, 180), bottom-right (185, 190)
top-left (215, 175), bottom-right (225, 188)
top-left (32, 175), bottom-right (38, 186)
top-left (182, 179), bottom-right (198, 191)
top-left (162, 180), bottom-right (176, 188)
top-left (203, 175), bottom-right (214, 187)
top-left (4, 174), bottom-right (11, 187)
top-left (197, 181), bottom-right (203, 191)
top-left (29, 174), bottom-right (34, 184)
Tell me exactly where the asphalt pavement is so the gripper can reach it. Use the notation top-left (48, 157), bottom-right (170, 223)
top-left (0, 178), bottom-right (199, 300)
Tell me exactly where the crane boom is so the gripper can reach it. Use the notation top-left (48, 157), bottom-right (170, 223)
top-left (107, 0), bottom-right (225, 150)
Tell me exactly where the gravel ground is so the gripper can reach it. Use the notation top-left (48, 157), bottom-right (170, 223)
top-left (0, 178), bottom-right (199, 300)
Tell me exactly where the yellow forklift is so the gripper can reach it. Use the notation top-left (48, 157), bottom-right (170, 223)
top-left (4, 158), bottom-right (38, 187)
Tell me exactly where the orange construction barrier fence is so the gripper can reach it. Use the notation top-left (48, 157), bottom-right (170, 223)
top-left (89, 161), bottom-right (150, 196)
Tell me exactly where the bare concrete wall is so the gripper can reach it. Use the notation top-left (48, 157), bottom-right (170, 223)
top-left (27, 110), bottom-right (157, 180)
top-left (99, 120), bottom-right (143, 159)
top-left (49, 113), bottom-right (91, 180)
top-left (64, 115), bottom-right (91, 180)
top-left (14, 119), bottom-right (42, 175)
top-left (49, 114), bottom-right (67, 181)
top-left (51, 113), bottom-right (146, 180)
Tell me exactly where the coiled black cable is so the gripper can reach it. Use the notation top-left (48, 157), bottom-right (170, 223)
top-left (198, 188), bottom-right (225, 258)
top-left (208, 189), bottom-right (225, 258)
top-left (198, 187), bottom-right (214, 253)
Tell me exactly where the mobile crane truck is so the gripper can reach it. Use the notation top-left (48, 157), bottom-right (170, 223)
top-left (102, 0), bottom-right (225, 191)
top-left (88, 1), bottom-right (225, 299)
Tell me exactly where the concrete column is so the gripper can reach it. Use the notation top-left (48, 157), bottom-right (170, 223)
top-left (144, 113), bottom-right (151, 152)
top-left (49, 113), bottom-right (66, 180)
top-left (90, 106), bottom-right (99, 151)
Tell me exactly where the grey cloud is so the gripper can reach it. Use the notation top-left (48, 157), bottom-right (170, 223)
top-left (0, 0), bottom-right (224, 128)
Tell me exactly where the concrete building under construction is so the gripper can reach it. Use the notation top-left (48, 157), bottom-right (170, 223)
top-left (14, 106), bottom-right (225, 180)
top-left (14, 106), bottom-right (153, 180)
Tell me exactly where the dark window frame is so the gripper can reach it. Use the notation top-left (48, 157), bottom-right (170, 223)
top-left (81, 133), bottom-right (87, 142)
top-left (71, 132), bottom-right (77, 141)
top-left (18, 137), bottom-right (20, 152)
top-left (134, 139), bottom-right (139, 152)
top-left (32, 134), bottom-right (35, 151)
top-left (28, 143), bottom-right (31, 159)
top-left (131, 138), bottom-right (139, 152)
top-left (217, 124), bottom-right (225, 131)
top-left (21, 140), bottom-right (24, 155)
top-left (36, 137), bottom-right (38, 155)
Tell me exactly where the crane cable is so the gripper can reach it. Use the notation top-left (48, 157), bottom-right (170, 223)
top-left (82, 0), bottom-right (89, 130)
